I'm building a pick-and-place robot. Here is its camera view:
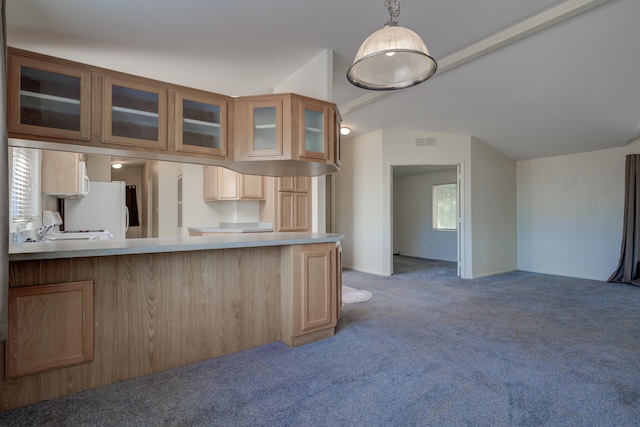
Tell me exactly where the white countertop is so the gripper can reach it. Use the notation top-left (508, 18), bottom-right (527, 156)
top-left (9, 232), bottom-right (343, 261)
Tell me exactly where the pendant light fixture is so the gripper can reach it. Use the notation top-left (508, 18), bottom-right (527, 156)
top-left (347, 0), bottom-right (437, 90)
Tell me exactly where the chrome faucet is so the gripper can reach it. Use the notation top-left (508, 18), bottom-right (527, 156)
top-left (37, 223), bottom-right (55, 241)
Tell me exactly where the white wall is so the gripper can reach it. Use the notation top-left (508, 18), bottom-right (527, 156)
top-left (393, 169), bottom-right (458, 262)
top-left (383, 130), bottom-right (473, 277)
top-left (273, 49), bottom-right (332, 102)
top-left (85, 154), bottom-right (111, 182)
top-left (336, 129), bottom-right (472, 276)
top-left (337, 129), bottom-right (517, 279)
top-left (470, 137), bottom-right (517, 277)
top-left (335, 130), bottom-right (385, 274)
top-left (516, 140), bottom-right (640, 281)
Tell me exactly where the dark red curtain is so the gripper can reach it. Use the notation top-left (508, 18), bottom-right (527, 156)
top-left (126, 185), bottom-right (140, 227)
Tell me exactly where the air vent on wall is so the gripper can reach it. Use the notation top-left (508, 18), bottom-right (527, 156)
top-left (415, 137), bottom-right (437, 147)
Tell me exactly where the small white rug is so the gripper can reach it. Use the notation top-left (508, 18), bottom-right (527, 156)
top-left (342, 285), bottom-right (373, 304)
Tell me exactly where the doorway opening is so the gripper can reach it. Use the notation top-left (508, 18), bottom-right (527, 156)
top-left (391, 164), bottom-right (464, 277)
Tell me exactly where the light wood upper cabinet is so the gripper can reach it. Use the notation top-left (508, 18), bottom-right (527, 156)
top-left (203, 166), bottom-right (264, 201)
top-left (244, 98), bottom-right (284, 158)
top-left (333, 107), bottom-right (342, 168)
top-left (299, 100), bottom-right (331, 160)
top-left (7, 49), bottom-right (340, 176)
top-left (101, 76), bottom-right (167, 149)
top-left (170, 89), bottom-right (231, 158)
top-left (41, 150), bottom-right (87, 196)
top-left (239, 174), bottom-right (265, 199)
top-left (279, 176), bottom-right (310, 193)
top-left (234, 93), bottom-right (338, 167)
top-left (8, 52), bottom-right (92, 141)
top-left (203, 165), bottom-right (219, 201)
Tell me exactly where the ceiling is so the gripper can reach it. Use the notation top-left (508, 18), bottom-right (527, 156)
top-left (6, 0), bottom-right (640, 161)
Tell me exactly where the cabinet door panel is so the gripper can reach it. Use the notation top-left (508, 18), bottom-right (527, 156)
top-left (279, 177), bottom-right (294, 192)
top-left (248, 100), bottom-right (283, 157)
top-left (336, 244), bottom-right (342, 321)
top-left (8, 54), bottom-right (91, 140)
top-left (6, 281), bottom-right (94, 378)
top-left (218, 168), bottom-right (239, 199)
top-left (203, 166), bottom-right (219, 201)
top-left (295, 193), bottom-right (311, 231)
top-left (333, 107), bottom-right (342, 168)
top-left (294, 177), bottom-right (310, 193)
top-left (103, 77), bottom-right (167, 149)
top-left (41, 151), bottom-right (82, 195)
top-left (278, 193), bottom-right (295, 231)
top-left (239, 175), bottom-right (264, 199)
top-left (299, 102), bottom-right (329, 160)
top-left (173, 90), bottom-right (228, 157)
top-left (298, 245), bottom-right (333, 333)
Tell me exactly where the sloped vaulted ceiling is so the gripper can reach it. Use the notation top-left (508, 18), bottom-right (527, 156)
top-left (6, 0), bottom-right (640, 160)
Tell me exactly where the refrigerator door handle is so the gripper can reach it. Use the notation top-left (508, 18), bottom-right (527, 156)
top-left (83, 175), bottom-right (91, 197)
top-left (125, 206), bottom-right (130, 232)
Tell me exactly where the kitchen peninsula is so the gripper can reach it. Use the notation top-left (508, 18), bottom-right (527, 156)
top-left (3, 47), bottom-right (344, 411)
top-left (3, 233), bottom-right (342, 410)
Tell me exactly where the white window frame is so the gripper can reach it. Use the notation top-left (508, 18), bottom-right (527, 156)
top-left (432, 182), bottom-right (457, 231)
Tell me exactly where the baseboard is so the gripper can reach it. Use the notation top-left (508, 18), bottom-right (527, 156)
top-left (397, 252), bottom-right (457, 263)
top-left (470, 267), bottom-right (517, 279)
top-left (341, 264), bottom-right (391, 277)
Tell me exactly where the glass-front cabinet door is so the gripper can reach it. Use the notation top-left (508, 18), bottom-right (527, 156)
top-left (333, 107), bottom-right (341, 168)
top-left (172, 90), bottom-right (228, 157)
top-left (103, 77), bottom-right (167, 149)
top-left (299, 101), bottom-right (329, 160)
top-left (248, 99), bottom-right (283, 157)
top-left (8, 54), bottom-right (91, 140)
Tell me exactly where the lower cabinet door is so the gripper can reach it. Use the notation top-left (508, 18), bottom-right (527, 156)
top-left (6, 281), bottom-right (94, 378)
top-left (296, 243), bottom-right (335, 334)
top-left (336, 244), bottom-right (342, 321)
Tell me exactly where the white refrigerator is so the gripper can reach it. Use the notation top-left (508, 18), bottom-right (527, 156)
top-left (64, 181), bottom-right (129, 239)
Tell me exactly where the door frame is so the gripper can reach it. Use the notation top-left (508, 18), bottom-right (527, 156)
top-left (390, 162), bottom-right (466, 277)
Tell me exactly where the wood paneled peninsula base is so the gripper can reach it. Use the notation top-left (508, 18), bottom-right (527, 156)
top-left (2, 233), bottom-right (342, 411)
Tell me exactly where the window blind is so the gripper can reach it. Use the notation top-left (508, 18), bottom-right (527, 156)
top-left (10, 147), bottom-right (39, 221)
top-left (433, 183), bottom-right (457, 230)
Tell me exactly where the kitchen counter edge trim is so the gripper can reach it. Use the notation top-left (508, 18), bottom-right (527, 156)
top-left (9, 232), bottom-right (343, 261)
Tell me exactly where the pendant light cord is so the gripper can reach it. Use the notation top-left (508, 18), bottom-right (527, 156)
top-left (384, 0), bottom-right (403, 26)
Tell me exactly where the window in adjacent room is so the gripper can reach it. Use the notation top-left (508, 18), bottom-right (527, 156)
top-left (10, 147), bottom-right (40, 222)
top-left (433, 183), bottom-right (457, 230)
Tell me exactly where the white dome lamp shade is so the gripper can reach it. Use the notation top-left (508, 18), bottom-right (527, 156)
top-left (347, 0), bottom-right (437, 91)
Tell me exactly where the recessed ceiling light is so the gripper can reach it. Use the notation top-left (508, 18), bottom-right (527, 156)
top-left (340, 126), bottom-right (351, 136)
top-left (111, 163), bottom-right (123, 169)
